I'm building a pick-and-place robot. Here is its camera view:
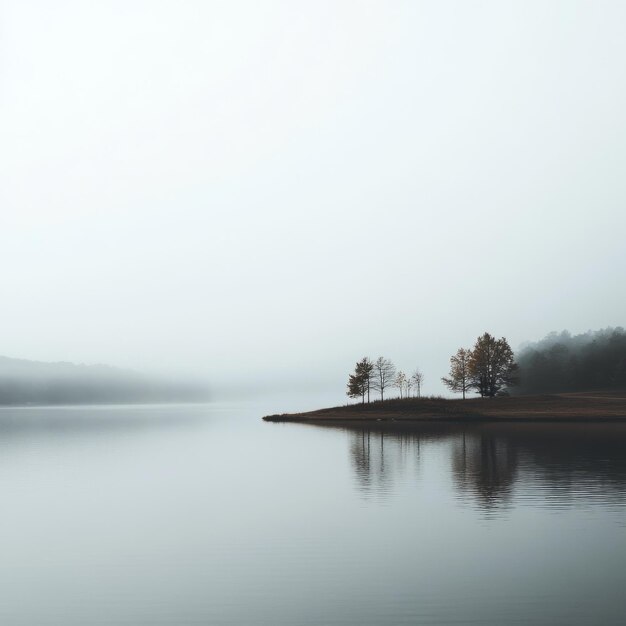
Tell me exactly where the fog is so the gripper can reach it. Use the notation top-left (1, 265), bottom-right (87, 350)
top-left (2, 1), bottom-right (625, 401)
top-left (515, 327), bottom-right (626, 394)
top-left (0, 356), bottom-right (209, 404)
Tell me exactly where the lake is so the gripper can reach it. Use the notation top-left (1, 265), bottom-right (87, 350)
top-left (0, 402), bottom-right (625, 625)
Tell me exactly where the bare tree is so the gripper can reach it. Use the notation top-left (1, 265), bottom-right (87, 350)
top-left (393, 371), bottom-right (407, 399)
top-left (411, 369), bottom-right (424, 398)
top-left (442, 348), bottom-right (472, 399)
top-left (372, 357), bottom-right (396, 401)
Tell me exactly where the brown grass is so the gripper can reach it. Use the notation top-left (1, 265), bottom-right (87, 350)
top-left (262, 391), bottom-right (626, 423)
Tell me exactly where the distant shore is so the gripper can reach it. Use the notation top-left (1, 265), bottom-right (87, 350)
top-left (263, 391), bottom-right (626, 423)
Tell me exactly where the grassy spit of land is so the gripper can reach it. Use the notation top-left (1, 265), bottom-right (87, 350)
top-left (263, 391), bottom-right (626, 423)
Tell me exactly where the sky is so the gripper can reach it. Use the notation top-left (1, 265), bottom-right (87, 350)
top-left (1, 0), bottom-right (625, 400)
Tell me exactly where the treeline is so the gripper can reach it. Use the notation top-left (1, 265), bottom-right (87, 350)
top-left (514, 328), bottom-right (626, 394)
top-left (348, 328), bottom-right (626, 402)
top-left (347, 332), bottom-right (518, 403)
top-left (0, 356), bottom-right (210, 405)
top-left (347, 357), bottom-right (424, 403)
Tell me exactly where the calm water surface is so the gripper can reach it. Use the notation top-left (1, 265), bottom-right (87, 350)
top-left (0, 402), bottom-right (625, 625)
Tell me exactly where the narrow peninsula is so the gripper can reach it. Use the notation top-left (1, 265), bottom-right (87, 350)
top-left (266, 328), bottom-right (626, 424)
top-left (263, 392), bottom-right (626, 423)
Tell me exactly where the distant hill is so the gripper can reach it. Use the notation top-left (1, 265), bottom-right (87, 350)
top-left (0, 356), bottom-right (209, 405)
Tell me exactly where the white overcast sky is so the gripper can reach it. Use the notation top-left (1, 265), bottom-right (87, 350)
top-left (1, 1), bottom-right (625, 398)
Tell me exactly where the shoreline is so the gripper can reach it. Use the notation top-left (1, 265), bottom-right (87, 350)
top-left (263, 391), bottom-right (626, 423)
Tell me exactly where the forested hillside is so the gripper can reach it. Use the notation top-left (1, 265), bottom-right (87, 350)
top-left (514, 328), bottom-right (626, 394)
top-left (0, 356), bottom-right (209, 405)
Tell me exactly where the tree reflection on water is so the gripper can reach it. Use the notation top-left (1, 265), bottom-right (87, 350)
top-left (340, 422), bottom-right (626, 509)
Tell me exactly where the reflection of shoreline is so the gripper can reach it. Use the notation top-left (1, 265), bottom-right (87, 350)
top-left (322, 421), bottom-right (626, 508)
top-left (0, 405), bottom-right (208, 442)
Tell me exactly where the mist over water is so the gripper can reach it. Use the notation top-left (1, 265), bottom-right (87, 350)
top-left (1, 402), bottom-right (625, 625)
top-left (2, 1), bottom-right (626, 623)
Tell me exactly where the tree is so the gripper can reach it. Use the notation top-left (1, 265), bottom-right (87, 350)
top-left (393, 371), bottom-right (407, 398)
top-left (346, 372), bottom-right (365, 403)
top-left (357, 357), bottom-right (374, 403)
top-left (441, 348), bottom-right (472, 399)
top-left (346, 357), bottom-right (374, 404)
top-left (468, 333), bottom-right (518, 397)
top-left (411, 369), bottom-right (424, 398)
top-left (372, 356), bottom-right (396, 401)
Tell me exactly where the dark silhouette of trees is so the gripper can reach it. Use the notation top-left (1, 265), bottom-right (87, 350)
top-left (515, 328), bottom-right (626, 394)
top-left (359, 357), bottom-right (374, 402)
top-left (347, 371), bottom-right (365, 403)
top-left (345, 327), bottom-right (626, 402)
top-left (442, 348), bottom-right (472, 399)
top-left (346, 357), bottom-right (374, 404)
top-left (467, 333), bottom-right (518, 397)
top-left (372, 357), bottom-right (396, 401)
